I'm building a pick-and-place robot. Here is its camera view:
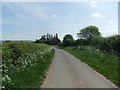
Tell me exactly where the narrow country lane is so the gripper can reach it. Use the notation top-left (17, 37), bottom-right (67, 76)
top-left (41, 48), bottom-right (117, 88)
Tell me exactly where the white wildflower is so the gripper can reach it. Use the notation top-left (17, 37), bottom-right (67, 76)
top-left (24, 61), bottom-right (28, 65)
top-left (5, 75), bottom-right (11, 82)
top-left (2, 77), bottom-right (6, 81)
top-left (2, 86), bottom-right (5, 89)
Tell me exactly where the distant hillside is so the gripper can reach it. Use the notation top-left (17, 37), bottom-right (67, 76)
top-left (1, 40), bottom-right (34, 42)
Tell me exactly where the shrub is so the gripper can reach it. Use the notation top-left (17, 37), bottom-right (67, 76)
top-left (99, 35), bottom-right (120, 55)
top-left (91, 36), bottom-right (104, 48)
top-left (76, 39), bottom-right (90, 46)
top-left (58, 42), bottom-right (64, 47)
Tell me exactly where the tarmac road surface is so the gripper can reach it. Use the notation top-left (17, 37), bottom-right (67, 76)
top-left (41, 48), bottom-right (117, 88)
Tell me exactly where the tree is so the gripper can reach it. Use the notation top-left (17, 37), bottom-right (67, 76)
top-left (63, 34), bottom-right (73, 42)
top-left (77, 25), bottom-right (101, 40)
top-left (41, 35), bottom-right (46, 41)
top-left (56, 33), bottom-right (58, 38)
top-left (63, 34), bottom-right (74, 47)
top-left (35, 33), bottom-right (61, 45)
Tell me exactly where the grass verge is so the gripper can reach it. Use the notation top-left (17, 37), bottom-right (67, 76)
top-left (59, 46), bottom-right (119, 87)
top-left (2, 42), bottom-right (55, 88)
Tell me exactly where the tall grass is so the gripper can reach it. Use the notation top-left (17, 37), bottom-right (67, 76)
top-left (2, 42), bottom-right (54, 88)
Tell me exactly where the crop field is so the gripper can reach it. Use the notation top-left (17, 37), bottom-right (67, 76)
top-left (60, 46), bottom-right (119, 87)
top-left (1, 42), bottom-right (54, 88)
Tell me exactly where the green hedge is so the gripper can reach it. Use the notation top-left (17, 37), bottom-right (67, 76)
top-left (99, 35), bottom-right (120, 55)
top-left (2, 42), bottom-right (54, 88)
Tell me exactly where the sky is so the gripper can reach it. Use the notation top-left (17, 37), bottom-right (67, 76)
top-left (1, 1), bottom-right (118, 41)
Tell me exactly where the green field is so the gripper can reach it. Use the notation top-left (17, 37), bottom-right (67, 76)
top-left (59, 46), bottom-right (119, 87)
top-left (2, 42), bottom-right (54, 88)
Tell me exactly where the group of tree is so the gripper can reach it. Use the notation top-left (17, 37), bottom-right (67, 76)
top-left (35, 33), bottom-right (61, 45)
top-left (59, 25), bottom-right (101, 46)
top-left (58, 25), bottom-right (120, 56)
top-left (34, 25), bottom-right (119, 56)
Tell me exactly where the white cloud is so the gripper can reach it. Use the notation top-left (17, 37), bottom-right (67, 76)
top-left (3, 3), bottom-right (49, 21)
top-left (52, 14), bottom-right (57, 18)
top-left (16, 14), bottom-right (26, 19)
top-left (92, 13), bottom-right (101, 18)
top-left (3, 3), bottom-right (29, 20)
top-left (108, 20), bottom-right (113, 24)
top-left (91, 1), bottom-right (97, 7)
top-left (92, 4), bottom-right (97, 7)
